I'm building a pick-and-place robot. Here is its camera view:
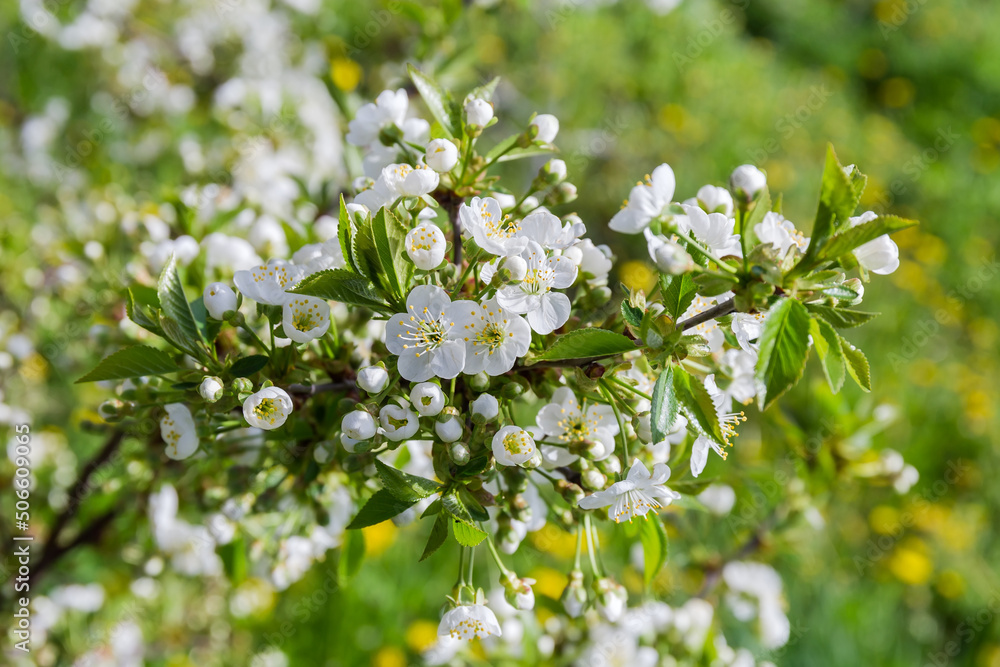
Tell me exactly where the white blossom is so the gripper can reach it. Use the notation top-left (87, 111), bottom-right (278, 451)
top-left (356, 365), bottom-right (389, 394)
top-left (459, 196), bottom-right (529, 257)
top-left (385, 285), bottom-right (470, 382)
top-left (160, 403), bottom-right (198, 460)
top-left (281, 295), bottom-right (331, 343)
top-left (379, 401), bottom-right (420, 441)
top-left (850, 211), bottom-right (900, 275)
top-left (406, 221), bottom-right (447, 270)
top-left (233, 259), bottom-right (303, 306)
top-left (536, 387), bottom-right (618, 460)
top-left (578, 459), bottom-right (681, 523)
top-left (531, 113), bottom-right (559, 143)
top-left (471, 393), bottom-right (499, 422)
top-left (203, 282), bottom-right (237, 319)
top-left (243, 387), bottom-right (293, 430)
top-left (425, 138), bottom-right (459, 173)
top-left (465, 98), bottom-right (494, 127)
top-left (609, 163), bottom-right (675, 234)
top-left (455, 297), bottom-right (531, 375)
top-left (342, 410), bottom-right (377, 441)
top-left (729, 164), bottom-right (767, 198)
top-left (435, 415), bottom-right (464, 443)
top-left (492, 426), bottom-right (536, 466)
top-left (410, 382), bottom-right (446, 416)
top-left (438, 602), bottom-right (502, 641)
top-left (496, 241), bottom-right (577, 334)
top-left (198, 376), bottom-right (223, 402)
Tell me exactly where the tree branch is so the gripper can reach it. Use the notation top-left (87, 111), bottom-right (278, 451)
top-left (286, 380), bottom-right (355, 396)
top-left (677, 297), bottom-right (736, 331)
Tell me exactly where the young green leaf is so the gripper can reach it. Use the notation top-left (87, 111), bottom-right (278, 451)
top-left (407, 64), bottom-right (457, 138)
top-left (126, 289), bottom-right (164, 337)
top-left (809, 317), bottom-right (846, 393)
top-left (338, 194), bottom-right (360, 275)
top-left (650, 366), bottom-right (679, 443)
top-left (755, 298), bottom-right (811, 409)
top-left (660, 272), bottom-right (697, 320)
top-left (531, 329), bottom-right (638, 362)
top-left (840, 336), bottom-right (872, 392)
top-left (806, 303), bottom-right (879, 328)
top-left (791, 145), bottom-right (860, 276)
top-left (76, 346), bottom-right (180, 383)
top-left (420, 513), bottom-right (449, 561)
top-left (157, 256), bottom-right (204, 347)
top-left (451, 520), bottom-right (488, 547)
top-left (818, 215), bottom-right (917, 261)
top-left (346, 489), bottom-right (417, 530)
top-left (290, 269), bottom-right (390, 311)
top-left (639, 517), bottom-right (669, 587)
top-left (673, 368), bottom-right (725, 446)
top-left (375, 460), bottom-right (442, 503)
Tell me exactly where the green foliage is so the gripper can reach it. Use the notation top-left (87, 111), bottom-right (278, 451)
top-left (531, 329), bottom-right (638, 362)
top-left (650, 366), bottom-right (679, 443)
top-left (346, 490), bottom-right (416, 530)
top-left (755, 298), bottom-right (812, 409)
top-left (76, 346), bottom-right (180, 383)
top-left (291, 269), bottom-right (390, 311)
top-left (639, 517), bottom-right (669, 588)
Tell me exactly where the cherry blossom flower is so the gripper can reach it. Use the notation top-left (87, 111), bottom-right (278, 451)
top-left (496, 241), bottom-right (577, 334)
top-left (356, 365), bottom-right (388, 394)
top-left (680, 204), bottom-right (742, 257)
top-left (729, 164), bottom-right (767, 198)
top-left (385, 285), bottom-right (470, 382)
top-left (755, 212), bottom-right (808, 256)
top-left (438, 602), bottom-right (502, 641)
top-left (203, 282), bottom-right (237, 319)
top-left (456, 298), bottom-right (531, 375)
top-left (690, 375), bottom-right (746, 477)
top-left (379, 401), bottom-right (420, 441)
top-left (243, 387), bottom-right (293, 430)
top-left (578, 459), bottom-right (681, 523)
top-left (531, 113), bottom-right (559, 143)
top-left (517, 209), bottom-right (584, 250)
top-left (535, 386), bottom-right (618, 460)
top-left (233, 259), bottom-right (303, 306)
top-left (406, 221), bottom-right (447, 270)
top-left (425, 138), bottom-right (458, 172)
top-left (609, 163), bottom-right (675, 234)
top-left (850, 211), bottom-right (900, 275)
top-left (492, 426), bottom-right (536, 466)
top-left (459, 196), bottom-right (529, 257)
top-left (346, 88), bottom-right (430, 177)
top-left (161, 403), bottom-right (198, 460)
top-left (281, 295), bottom-right (331, 344)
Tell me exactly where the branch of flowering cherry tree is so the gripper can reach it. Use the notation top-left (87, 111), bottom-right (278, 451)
top-left (73, 66), bottom-right (920, 661)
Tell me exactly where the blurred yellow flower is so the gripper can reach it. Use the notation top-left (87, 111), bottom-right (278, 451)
top-left (935, 570), bottom-right (965, 599)
top-left (528, 566), bottom-right (567, 600)
top-left (618, 260), bottom-right (656, 294)
top-left (405, 619), bottom-right (438, 652)
top-left (888, 539), bottom-right (932, 585)
top-left (372, 646), bottom-right (406, 667)
top-left (330, 57), bottom-right (362, 92)
top-left (869, 505), bottom-right (900, 535)
top-left (363, 521), bottom-right (397, 557)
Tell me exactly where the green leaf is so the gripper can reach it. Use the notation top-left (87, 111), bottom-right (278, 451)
top-left (291, 269), bottom-right (390, 311)
top-left (820, 285), bottom-right (860, 301)
top-left (458, 486), bottom-right (490, 522)
top-left (76, 346), bottom-right (180, 383)
top-left (495, 145), bottom-right (556, 162)
top-left (190, 297), bottom-right (221, 343)
top-left (126, 289), bottom-right (164, 336)
top-left (338, 529), bottom-right (366, 583)
top-left (407, 64), bottom-right (456, 138)
top-left (792, 145), bottom-right (860, 276)
top-left (229, 355), bottom-right (270, 378)
top-left (532, 329), bottom-right (637, 362)
top-left (467, 76), bottom-right (500, 103)
top-left (374, 460), bottom-right (442, 503)
top-left (742, 187), bottom-right (771, 248)
top-left (621, 300), bottom-right (644, 329)
top-left (809, 317), bottom-right (846, 393)
top-left (840, 336), bottom-right (872, 392)
top-left (818, 215), bottom-right (918, 261)
top-left (420, 513), bottom-right (449, 561)
top-left (372, 207), bottom-right (414, 301)
top-left (650, 366), bottom-right (678, 443)
top-left (639, 517), bottom-right (669, 587)
top-left (441, 491), bottom-right (476, 524)
top-left (484, 134), bottom-right (520, 162)
top-left (755, 298), bottom-right (811, 410)
top-left (673, 368), bottom-right (725, 447)
top-left (346, 489), bottom-right (416, 529)
top-left (660, 272), bottom-right (697, 320)
top-left (451, 520), bottom-right (488, 547)
top-left (338, 194), bottom-right (360, 275)
top-left (805, 303), bottom-right (879, 328)
top-left (157, 256), bottom-right (204, 348)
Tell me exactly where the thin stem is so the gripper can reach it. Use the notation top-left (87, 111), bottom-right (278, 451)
top-left (608, 376), bottom-right (653, 402)
top-left (286, 380), bottom-right (355, 396)
top-left (583, 514), bottom-right (604, 578)
top-left (676, 297), bottom-right (736, 331)
top-left (457, 545), bottom-right (467, 587)
top-left (671, 228), bottom-right (738, 274)
top-left (599, 381), bottom-right (631, 477)
top-left (573, 524), bottom-right (584, 571)
top-left (240, 322), bottom-right (273, 356)
top-left (485, 536), bottom-right (511, 577)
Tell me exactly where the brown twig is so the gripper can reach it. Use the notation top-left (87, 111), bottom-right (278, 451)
top-left (677, 297), bottom-right (736, 332)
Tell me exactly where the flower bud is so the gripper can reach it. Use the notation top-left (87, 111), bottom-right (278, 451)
top-left (729, 164), bottom-right (767, 200)
top-left (232, 377), bottom-right (253, 394)
top-left (356, 364), bottom-right (389, 394)
top-left (204, 282), bottom-right (237, 320)
top-left (468, 372), bottom-right (491, 392)
top-left (561, 570), bottom-right (588, 618)
top-left (425, 138), bottom-right (459, 173)
top-left (531, 113), bottom-right (559, 144)
top-left (653, 240), bottom-right (695, 275)
top-left (581, 467), bottom-right (607, 491)
top-left (464, 98), bottom-right (494, 128)
top-left (435, 414), bottom-right (464, 443)
top-left (594, 577), bottom-right (628, 622)
top-left (696, 184), bottom-right (734, 216)
top-left (449, 441), bottom-right (471, 465)
top-left (342, 409), bottom-right (377, 441)
top-left (500, 376), bottom-right (528, 399)
top-left (635, 412), bottom-right (652, 442)
top-left (379, 403), bottom-right (420, 441)
top-left (471, 393), bottom-right (499, 424)
top-left (545, 182), bottom-right (577, 206)
top-left (410, 382), bottom-right (446, 417)
top-left (503, 574), bottom-right (537, 611)
top-left (199, 376), bottom-right (224, 402)
top-left (556, 480), bottom-right (585, 505)
top-left (98, 399), bottom-right (131, 422)
top-left (842, 277), bottom-right (865, 306)
top-left (502, 256), bottom-right (528, 282)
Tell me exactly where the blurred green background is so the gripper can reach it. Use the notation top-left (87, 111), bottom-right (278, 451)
top-left (1, 0), bottom-right (998, 665)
